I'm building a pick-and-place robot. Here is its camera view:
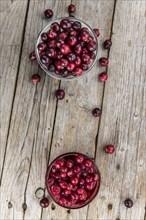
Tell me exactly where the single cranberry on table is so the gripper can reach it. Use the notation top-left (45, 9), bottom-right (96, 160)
top-left (92, 108), bottom-right (101, 117)
top-left (55, 89), bottom-right (65, 100)
top-left (99, 57), bottom-right (109, 66)
top-left (31, 74), bottom-right (41, 84)
top-left (29, 51), bottom-right (36, 61)
top-left (103, 39), bottom-right (112, 49)
top-left (124, 198), bottom-right (133, 208)
top-left (68, 4), bottom-right (76, 13)
top-left (93, 28), bottom-right (100, 37)
top-left (40, 197), bottom-right (49, 208)
top-left (104, 145), bottom-right (115, 154)
top-left (99, 72), bottom-right (108, 81)
top-left (44, 9), bottom-right (53, 19)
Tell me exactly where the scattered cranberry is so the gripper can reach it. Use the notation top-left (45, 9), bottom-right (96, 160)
top-left (124, 198), bottom-right (133, 208)
top-left (93, 29), bottom-right (100, 37)
top-left (99, 72), bottom-right (108, 81)
top-left (29, 51), bottom-right (36, 61)
top-left (41, 33), bottom-right (49, 42)
top-left (31, 74), bottom-right (41, 84)
top-left (72, 21), bottom-right (81, 31)
top-left (55, 89), bottom-right (65, 100)
top-left (99, 57), bottom-right (109, 66)
top-left (104, 145), bottom-right (115, 154)
top-left (40, 197), bottom-right (49, 208)
top-left (68, 4), bottom-right (76, 13)
top-left (92, 108), bottom-right (101, 117)
top-left (103, 39), bottom-right (112, 49)
top-left (44, 9), bottom-right (53, 19)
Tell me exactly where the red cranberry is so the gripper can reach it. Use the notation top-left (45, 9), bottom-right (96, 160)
top-left (60, 19), bottom-right (71, 30)
top-left (55, 51), bottom-right (63, 59)
top-left (60, 44), bottom-right (71, 55)
top-left (67, 183), bottom-right (73, 191)
top-left (56, 38), bottom-right (64, 47)
top-left (60, 166), bottom-right (68, 173)
top-left (67, 169), bottom-right (74, 178)
top-left (87, 166), bottom-right (95, 173)
top-left (29, 51), bottom-right (36, 61)
top-left (51, 185), bottom-right (61, 195)
top-left (31, 74), bottom-right (41, 84)
top-left (80, 27), bottom-right (89, 33)
top-left (38, 43), bottom-right (47, 52)
top-left (53, 172), bottom-right (60, 179)
top-left (93, 28), bottom-right (100, 37)
top-left (51, 166), bottom-right (57, 173)
top-left (84, 159), bottom-right (93, 167)
top-left (124, 198), bottom-right (133, 208)
top-left (41, 33), bottom-right (49, 42)
top-left (55, 60), bottom-right (64, 70)
top-left (89, 52), bottom-right (95, 59)
top-left (77, 188), bottom-right (84, 195)
top-left (87, 41), bottom-right (97, 52)
top-left (40, 55), bottom-right (51, 64)
top-left (51, 22), bottom-right (60, 32)
top-left (67, 62), bottom-right (76, 71)
top-left (79, 191), bottom-right (87, 201)
top-left (86, 181), bottom-right (96, 191)
top-left (48, 29), bottom-right (57, 39)
top-left (44, 9), bottom-right (53, 19)
top-left (74, 67), bottom-right (83, 75)
top-left (48, 48), bottom-right (56, 58)
top-left (74, 166), bottom-right (81, 173)
top-left (74, 56), bottom-right (81, 66)
top-left (71, 177), bottom-right (79, 185)
top-left (65, 160), bottom-right (74, 168)
top-left (59, 180), bottom-right (67, 189)
top-left (99, 72), bottom-right (108, 81)
top-left (40, 197), bottom-right (49, 208)
top-left (76, 155), bottom-right (84, 164)
top-left (68, 4), bottom-right (76, 13)
top-left (72, 21), bottom-right (81, 31)
top-left (66, 36), bottom-right (78, 46)
top-left (59, 197), bottom-right (67, 205)
top-left (58, 31), bottom-right (68, 40)
top-left (82, 47), bottom-right (88, 54)
top-left (55, 89), bottom-right (65, 100)
top-left (81, 54), bottom-right (90, 63)
top-left (93, 173), bottom-right (99, 181)
top-left (47, 40), bottom-right (57, 48)
top-left (60, 172), bottom-right (67, 178)
top-left (48, 64), bottom-right (56, 72)
top-left (87, 191), bottom-right (91, 198)
top-left (80, 164), bottom-right (86, 170)
top-left (69, 30), bottom-right (77, 37)
top-left (104, 145), bottom-right (115, 154)
top-left (79, 178), bottom-right (85, 186)
top-left (92, 108), bottom-right (101, 117)
top-left (86, 175), bottom-right (93, 183)
top-left (80, 31), bottom-right (89, 42)
top-left (72, 185), bottom-right (78, 192)
top-left (67, 53), bottom-right (76, 62)
top-left (60, 58), bottom-right (69, 68)
top-left (88, 35), bottom-right (94, 42)
top-left (70, 192), bottom-right (79, 202)
top-left (81, 170), bottom-right (88, 177)
top-left (103, 39), bottom-right (112, 49)
top-left (64, 189), bottom-right (71, 195)
top-left (55, 159), bottom-right (64, 169)
top-left (99, 57), bottom-right (109, 66)
top-left (80, 63), bottom-right (88, 71)
top-left (74, 43), bottom-right (82, 55)
top-left (48, 177), bottom-right (55, 187)
top-left (60, 70), bottom-right (69, 78)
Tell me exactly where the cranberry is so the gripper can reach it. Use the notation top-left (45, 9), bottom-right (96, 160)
top-left (76, 155), bottom-right (84, 164)
top-left (47, 48), bottom-right (56, 58)
top-left (80, 164), bottom-right (86, 170)
top-left (79, 178), bottom-right (85, 186)
top-left (55, 51), bottom-right (63, 59)
top-left (59, 31), bottom-right (68, 40)
top-left (92, 108), bottom-right (101, 117)
top-left (79, 191), bottom-right (87, 201)
top-left (67, 183), bottom-right (73, 191)
top-left (65, 160), bottom-right (74, 168)
top-left (47, 40), bottom-right (57, 48)
top-left (51, 166), bottom-right (57, 173)
top-left (86, 181), bottom-right (96, 191)
top-left (74, 166), bottom-right (81, 173)
top-left (80, 31), bottom-right (89, 42)
top-left (84, 159), bottom-right (93, 167)
top-left (40, 197), bottom-right (49, 208)
top-left (99, 72), bottom-right (108, 81)
top-left (56, 38), bottom-right (64, 47)
top-left (67, 62), bottom-right (76, 71)
top-left (41, 32), bottom-right (49, 42)
top-left (64, 189), bottom-right (71, 195)
top-left (80, 27), bottom-right (89, 33)
top-left (74, 43), bottom-right (82, 55)
top-left (55, 60), bottom-right (64, 70)
top-left (72, 21), bottom-right (81, 31)
top-left (104, 145), bottom-right (115, 154)
top-left (38, 43), bottom-right (47, 52)
top-left (48, 177), bottom-right (55, 187)
top-left (70, 192), bottom-right (79, 202)
top-left (51, 185), bottom-right (61, 195)
top-left (103, 39), bottom-right (112, 49)
top-left (93, 173), bottom-right (99, 181)
top-left (60, 172), bottom-right (67, 178)
top-left (61, 58), bottom-right (69, 68)
top-left (66, 36), bottom-right (78, 46)
top-left (55, 159), bottom-right (64, 168)
top-left (60, 44), bottom-right (71, 55)
top-left (86, 175), bottom-right (93, 183)
top-left (31, 74), bottom-right (41, 84)
top-left (48, 29), bottom-right (57, 39)
top-left (55, 89), bottom-right (65, 100)
top-left (71, 177), bottom-right (79, 185)
top-left (93, 28), bottom-right (100, 37)
top-left (69, 30), bottom-right (77, 37)
top-left (59, 197), bottom-right (67, 206)
top-left (77, 188), bottom-right (84, 195)
top-left (74, 56), bottom-right (81, 66)
top-left (60, 166), bottom-right (68, 173)
top-left (80, 63), bottom-right (88, 71)
top-left (67, 53), bottom-right (76, 62)
top-left (89, 52), bottom-right (95, 59)
top-left (53, 172), bottom-right (60, 179)
top-left (99, 57), bottom-right (109, 66)
top-left (81, 54), bottom-right (90, 63)
top-left (59, 180), bottom-right (68, 189)
top-left (48, 64), bottom-right (56, 72)
top-left (87, 166), bottom-right (95, 173)
top-left (72, 185), bottom-right (78, 192)
top-left (60, 70), bottom-right (69, 78)
top-left (67, 169), bottom-right (74, 178)
top-left (44, 9), bottom-right (53, 19)
top-left (124, 198), bottom-right (133, 208)
top-left (87, 41), bottom-right (97, 51)
top-left (74, 67), bottom-right (83, 75)
top-left (29, 51), bottom-right (36, 61)
top-left (68, 4), bottom-right (76, 13)
top-left (87, 191), bottom-right (91, 198)
top-left (60, 19), bottom-right (71, 30)
top-left (82, 47), bottom-right (88, 54)
top-left (51, 22), bottom-right (60, 32)
top-left (40, 54), bottom-right (51, 64)
top-left (88, 35), bottom-right (94, 42)
top-left (81, 170), bottom-right (88, 177)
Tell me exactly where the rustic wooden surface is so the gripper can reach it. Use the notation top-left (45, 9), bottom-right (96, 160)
top-left (0, 0), bottom-right (145, 220)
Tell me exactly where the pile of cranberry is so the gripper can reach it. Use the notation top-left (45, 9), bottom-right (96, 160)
top-left (46, 153), bottom-right (100, 208)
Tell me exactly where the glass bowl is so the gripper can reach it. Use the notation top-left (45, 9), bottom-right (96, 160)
top-left (45, 152), bottom-right (100, 209)
top-left (35, 17), bottom-right (98, 80)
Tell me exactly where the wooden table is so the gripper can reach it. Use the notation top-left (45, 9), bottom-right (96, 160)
top-left (1, 0), bottom-right (146, 219)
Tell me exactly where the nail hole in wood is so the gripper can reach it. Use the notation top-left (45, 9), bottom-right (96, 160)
top-left (51, 203), bottom-right (56, 210)
top-left (108, 204), bottom-right (113, 210)
top-left (8, 202), bottom-right (12, 208)
top-left (66, 99), bottom-right (68, 103)
top-left (22, 203), bottom-right (27, 211)
top-left (116, 164), bottom-right (120, 170)
top-left (67, 209), bottom-right (71, 214)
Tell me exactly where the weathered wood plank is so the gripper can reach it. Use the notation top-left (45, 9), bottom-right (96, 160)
top-left (87, 1), bottom-right (146, 220)
top-left (41, 1), bottom-right (115, 219)
top-left (0, 0), bottom-right (29, 177)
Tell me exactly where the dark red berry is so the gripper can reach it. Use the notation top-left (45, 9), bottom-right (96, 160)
top-left (82, 47), bottom-right (88, 54)
top-left (74, 44), bottom-right (82, 55)
top-left (31, 74), bottom-right (41, 84)
top-left (86, 175), bottom-right (93, 183)
top-left (103, 39), bottom-right (112, 49)
top-left (99, 72), bottom-right (108, 81)
top-left (66, 36), bottom-right (78, 46)
top-left (61, 58), bottom-right (69, 68)
top-left (51, 22), bottom-right (60, 32)
top-left (40, 55), bottom-right (51, 64)
top-left (60, 44), bottom-right (71, 55)
top-left (55, 51), bottom-right (63, 59)
top-left (29, 51), bottom-right (36, 61)
top-left (71, 177), bottom-right (79, 185)
top-left (55, 89), bottom-right (65, 100)
top-left (56, 38), bottom-right (64, 47)
top-left (48, 29), bottom-right (57, 39)
top-left (93, 29), bottom-right (100, 37)
top-left (59, 180), bottom-right (68, 189)
top-left (48, 64), bottom-right (56, 72)
top-left (60, 19), bottom-right (71, 30)
top-left (72, 21), bottom-right (81, 31)
top-left (124, 198), bottom-right (133, 208)
top-left (38, 43), bottom-right (47, 52)
top-left (89, 52), bottom-right (95, 59)
top-left (67, 53), bottom-right (76, 62)
top-left (68, 4), bottom-right (76, 13)
top-left (41, 32), bottom-right (49, 42)
top-left (67, 62), bottom-right (76, 71)
top-left (99, 57), bottom-right (109, 66)
top-left (79, 191), bottom-right (87, 200)
top-left (81, 54), bottom-right (90, 63)
top-left (87, 41), bottom-right (97, 52)
top-left (80, 31), bottom-right (89, 42)
top-left (67, 169), bottom-right (75, 178)
top-left (48, 177), bottom-right (55, 187)
top-left (47, 48), bottom-right (56, 58)
top-left (84, 159), bottom-right (93, 168)
top-left (74, 67), bottom-right (83, 75)
top-left (76, 154), bottom-right (84, 164)
top-left (104, 145), bottom-right (115, 154)
top-left (74, 56), bottom-right (81, 66)
top-left (67, 183), bottom-right (73, 191)
top-left (40, 197), bottom-right (49, 208)
top-left (51, 185), bottom-right (61, 195)
top-left (80, 63), bottom-right (88, 71)
top-left (65, 160), bottom-right (74, 168)
top-left (47, 40), bottom-right (57, 48)
top-left (77, 188), bottom-right (84, 195)
top-left (60, 69), bottom-right (69, 78)
top-left (44, 9), bottom-right (53, 19)
top-left (92, 108), bottom-right (101, 117)
top-left (58, 31), bottom-right (68, 40)
top-left (69, 30), bottom-right (77, 37)
top-left (55, 159), bottom-right (64, 168)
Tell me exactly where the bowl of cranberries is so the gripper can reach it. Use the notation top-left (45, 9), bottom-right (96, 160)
top-left (45, 152), bottom-right (100, 209)
top-left (35, 17), bottom-right (98, 80)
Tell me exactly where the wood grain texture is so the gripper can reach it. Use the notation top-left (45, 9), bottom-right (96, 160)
top-left (87, 1), bottom-right (146, 220)
top-left (41, 1), bottom-right (115, 220)
top-left (0, 0), bottom-right (28, 177)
